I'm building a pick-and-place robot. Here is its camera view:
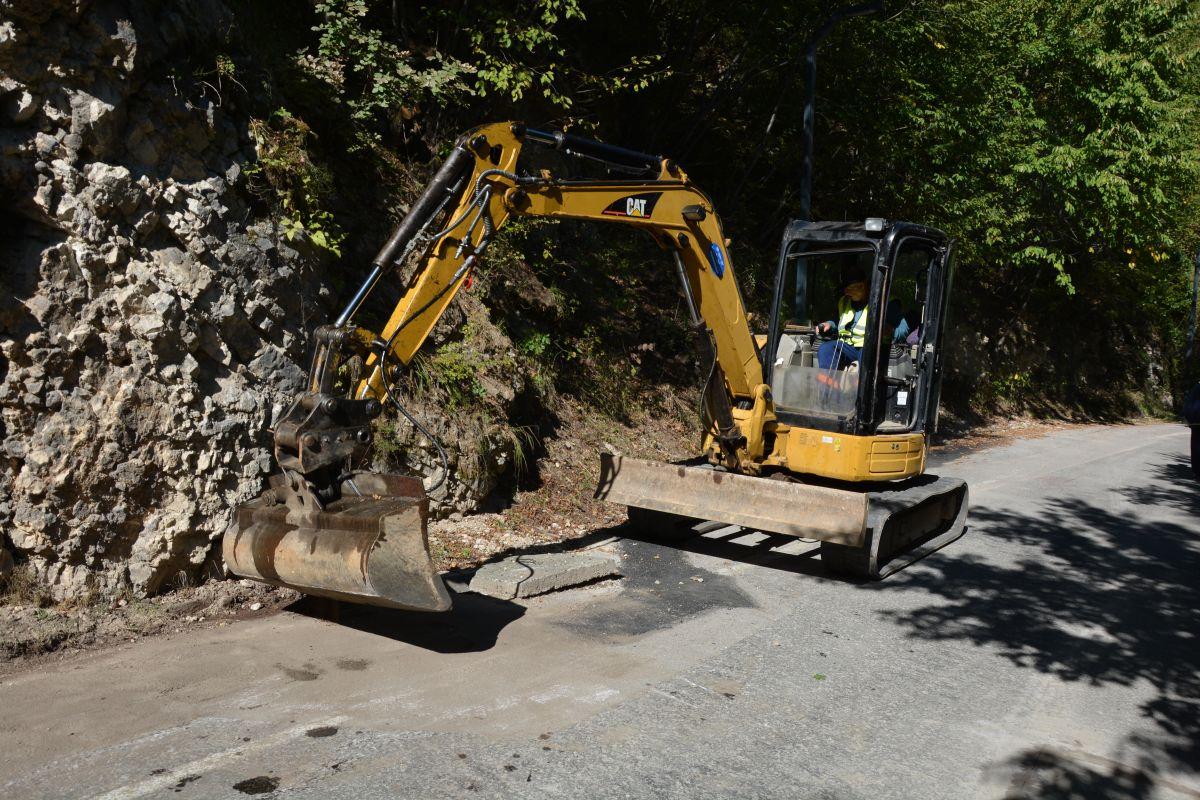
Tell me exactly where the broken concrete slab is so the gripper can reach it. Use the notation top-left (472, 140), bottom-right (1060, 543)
top-left (468, 552), bottom-right (621, 600)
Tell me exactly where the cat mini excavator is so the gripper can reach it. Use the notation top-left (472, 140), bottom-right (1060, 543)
top-left (224, 122), bottom-right (969, 610)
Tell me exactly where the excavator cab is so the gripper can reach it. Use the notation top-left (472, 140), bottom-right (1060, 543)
top-left (766, 220), bottom-right (954, 442)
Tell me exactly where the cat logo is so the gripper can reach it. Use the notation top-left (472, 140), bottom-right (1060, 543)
top-left (602, 192), bottom-right (661, 219)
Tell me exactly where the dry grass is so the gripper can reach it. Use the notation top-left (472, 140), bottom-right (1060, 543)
top-left (0, 564), bottom-right (54, 609)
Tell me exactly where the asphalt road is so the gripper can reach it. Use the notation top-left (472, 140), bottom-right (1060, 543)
top-left (1, 423), bottom-right (1197, 799)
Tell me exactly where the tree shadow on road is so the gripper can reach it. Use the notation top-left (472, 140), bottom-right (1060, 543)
top-left (866, 455), bottom-right (1200, 798)
top-left (1117, 454), bottom-right (1200, 516)
top-left (982, 747), bottom-right (1157, 800)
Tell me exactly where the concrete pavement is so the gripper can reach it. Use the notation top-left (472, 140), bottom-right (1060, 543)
top-left (1, 423), bottom-right (1196, 799)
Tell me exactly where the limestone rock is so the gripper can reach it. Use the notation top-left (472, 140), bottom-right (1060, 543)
top-left (3, 88), bottom-right (36, 123)
top-left (0, 0), bottom-right (544, 602)
top-left (0, 0), bottom-right (331, 600)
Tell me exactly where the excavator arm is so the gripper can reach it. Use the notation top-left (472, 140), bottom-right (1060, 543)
top-left (272, 122), bottom-right (774, 497)
top-left (362, 124), bottom-right (760, 400)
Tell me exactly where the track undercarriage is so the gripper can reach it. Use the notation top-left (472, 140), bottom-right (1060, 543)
top-left (597, 455), bottom-right (968, 579)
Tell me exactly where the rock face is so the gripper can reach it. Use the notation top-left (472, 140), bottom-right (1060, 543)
top-left (0, 0), bottom-right (538, 600)
top-left (0, 1), bottom-right (323, 598)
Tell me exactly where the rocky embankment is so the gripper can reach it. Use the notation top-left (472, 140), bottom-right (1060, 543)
top-left (0, 1), bottom-right (323, 599)
top-left (0, 1), bottom-right (527, 601)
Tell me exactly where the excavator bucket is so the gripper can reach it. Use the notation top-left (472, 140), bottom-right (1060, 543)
top-left (224, 472), bottom-right (451, 611)
top-left (596, 453), bottom-right (967, 579)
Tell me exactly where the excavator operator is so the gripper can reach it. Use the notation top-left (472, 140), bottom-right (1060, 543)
top-left (816, 266), bottom-right (869, 371)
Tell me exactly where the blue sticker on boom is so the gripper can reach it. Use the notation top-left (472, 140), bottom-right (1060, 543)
top-left (707, 243), bottom-right (726, 278)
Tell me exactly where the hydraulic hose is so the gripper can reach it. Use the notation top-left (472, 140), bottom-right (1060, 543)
top-left (373, 169), bottom-right (504, 492)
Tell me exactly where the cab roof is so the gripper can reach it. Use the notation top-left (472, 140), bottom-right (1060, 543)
top-left (781, 219), bottom-right (949, 246)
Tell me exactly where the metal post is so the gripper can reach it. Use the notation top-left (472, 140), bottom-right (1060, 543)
top-left (799, 1), bottom-right (884, 222)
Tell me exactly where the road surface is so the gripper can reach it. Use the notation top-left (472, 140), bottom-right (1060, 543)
top-left (1, 423), bottom-right (1197, 799)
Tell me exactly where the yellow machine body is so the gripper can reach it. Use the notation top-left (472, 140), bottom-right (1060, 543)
top-left (225, 122), bottom-right (968, 609)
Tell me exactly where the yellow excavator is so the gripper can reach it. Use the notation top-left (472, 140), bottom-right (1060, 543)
top-left (224, 122), bottom-right (968, 611)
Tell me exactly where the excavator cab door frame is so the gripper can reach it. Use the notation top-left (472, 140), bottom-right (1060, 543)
top-left (867, 224), bottom-right (955, 436)
top-left (918, 238), bottom-right (955, 435)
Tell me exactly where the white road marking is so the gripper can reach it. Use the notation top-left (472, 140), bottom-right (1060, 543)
top-left (93, 715), bottom-right (348, 800)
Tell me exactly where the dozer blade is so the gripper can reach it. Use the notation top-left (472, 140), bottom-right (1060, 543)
top-left (224, 472), bottom-right (451, 611)
top-left (595, 454), bottom-right (968, 580)
top-left (595, 453), bottom-right (869, 544)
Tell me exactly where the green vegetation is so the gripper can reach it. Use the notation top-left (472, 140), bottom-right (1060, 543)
top-left (246, 108), bottom-right (346, 255)
top-left (236, 0), bottom-right (1198, 420)
top-left (304, 0), bottom-right (472, 147)
top-left (414, 343), bottom-right (488, 409)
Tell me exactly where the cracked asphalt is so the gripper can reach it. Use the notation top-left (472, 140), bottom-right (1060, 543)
top-left (1, 422), bottom-right (1197, 799)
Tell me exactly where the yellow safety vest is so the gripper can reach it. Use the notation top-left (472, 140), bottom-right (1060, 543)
top-left (837, 296), bottom-right (868, 347)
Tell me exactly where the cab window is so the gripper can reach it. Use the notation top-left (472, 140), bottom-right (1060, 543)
top-left (771, 244), bottom-right (875, 421)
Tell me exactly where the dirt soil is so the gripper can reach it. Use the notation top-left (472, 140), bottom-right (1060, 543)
top-left (930, 414), bottom-right (1116, 457)
top-left (0, 579), bottom-right (300, 676)
top-left (0, 409), bottom-right (1154, 674)
top-left (425, 396), bottom-right (696, 573)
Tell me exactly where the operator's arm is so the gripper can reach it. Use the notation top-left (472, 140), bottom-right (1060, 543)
top-left (885, 299), bottom-right (910, 343)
